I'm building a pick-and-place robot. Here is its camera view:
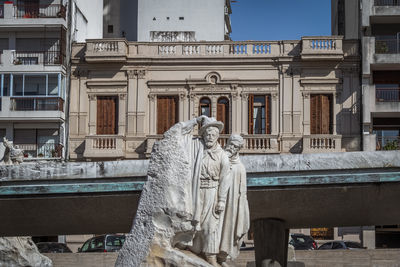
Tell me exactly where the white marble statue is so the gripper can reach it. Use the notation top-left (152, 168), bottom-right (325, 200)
top-left (0, 137), bottom-right (24, 165)
top-left (218, 134), bottom-right (250, 266)
top-left (116, 116), bottom-right (249, 267)
top-left (180, 116), bottom-right (231, 266)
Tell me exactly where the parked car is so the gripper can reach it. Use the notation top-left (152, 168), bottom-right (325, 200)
top-left (318, 241), bottom-right (365, 250)
top-left (78, 234), bottom-right (125, 253)
top-left (36, 242), bottom-right (72, 253)
top-left (289, 233), bottom-right (317, 250)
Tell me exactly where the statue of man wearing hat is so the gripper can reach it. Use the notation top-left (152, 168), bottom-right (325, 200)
top-left (179, 115), bottom-right (231, 266)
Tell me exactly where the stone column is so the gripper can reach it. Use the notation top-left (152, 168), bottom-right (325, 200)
top-left (136, 70), bottom-right (148, 136)
top-left (126, 70), bottom-right (137, 136)
top-left (179, 93), bottom-right (186, 122)
top-left (148, 94), bottom-right (157, 135)
top-left (232, 92), bottom-right (240, 133)
top-left (241, 93), bottom-right (249, 134)
top-left (79, 71), bottom-right (89, 136)
top-left (271, 92), bottom-right (279, 135)
top-left (118, 94), bottom-right (127, 135)
top-left (333, 92), bottom-right (339, 135)
top-left (253, 218), bottom-right (288, 267)
top-left (302, 92), bottom-right (310, 135)
top-left (88, 94), bottom-right (97, 135)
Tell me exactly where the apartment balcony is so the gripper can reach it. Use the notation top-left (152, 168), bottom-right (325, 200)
top-left (0, 2), bottom-right (66, 27)
top-left (303, 135), bottom-right (342, 153)
top-left (83, 135), bottom-right (125, 158)
top-left (376, 135), bottom-right (400, 150)
top-left (301, 36), bottom-right (344, 60)
top-left (16, 142), bottom-right (63, 159)
top-left (362, 0), bottom-right (400, 26)
top-left (0, 97), bottom-right (65, 121)
top-left (376, 87), bottom-right (400, 102)
top-left (362, 37), bottom-right (400, 75)
top-left (0, 50), bottom-right (65, 72)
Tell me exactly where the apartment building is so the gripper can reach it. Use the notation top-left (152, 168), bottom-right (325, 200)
top-left (0, 0), bottom-right (102, 160)
top-left (103, 0), bottom-right (232, 41)
top-left (332, 0), bottom-right (400, 248)
top-left (68, 37), bottom-right (360, 161)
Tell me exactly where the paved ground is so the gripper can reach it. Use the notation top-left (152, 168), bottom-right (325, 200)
top-left (44, 249), bottom-right (400, 267)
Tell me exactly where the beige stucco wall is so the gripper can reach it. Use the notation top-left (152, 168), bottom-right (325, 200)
top-left (69, 38), bottom-right (360, 160)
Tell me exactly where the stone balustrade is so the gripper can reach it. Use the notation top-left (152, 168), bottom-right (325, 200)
top-left (85, 39), bottom-right (128, 62)
top-left (83, 135), bottom-right (125, 158)
top-left (80, 37), bottom-right (348, 62)
top-left (301, 36), bottom-right (344, 60)
top-left (303, 135), bottom-right (342, 153)
top-left (145, 134), bottom-right (279, 155)
top-left (242, 135), bottom-right (279, 154)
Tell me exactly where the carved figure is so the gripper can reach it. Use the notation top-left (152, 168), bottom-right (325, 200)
top-left (180, 116), bottom-right (231, 266)
top-left (218, 134), bottom-right (250, 266)
top-left (117, 117), bottom-right (250, 267)
top-left (0, 138), bottom-right (24, 165)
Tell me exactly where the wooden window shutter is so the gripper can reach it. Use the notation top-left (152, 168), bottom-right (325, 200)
top-left (97, 96), bottom-right (117, 135)
top-left (157, 96), bottom-right (179, 134)
top-left (248, 94), bottom-right (254, 134)
top-left (310, 94), bottom-right (331, 134)
top-left (265, 95), bottom-right (271, 134)
top-left (217, 98), bottom-right (229, 134)
top-left (310, 95), bottom-right (317, 134)
top-left (321, 95), bottom-right (331, 134)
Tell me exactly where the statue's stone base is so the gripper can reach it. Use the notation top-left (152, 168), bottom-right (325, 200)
top-left (142, 244), bottom-right (213, 267)
top-left (0, 237), bottom-right (52, 267)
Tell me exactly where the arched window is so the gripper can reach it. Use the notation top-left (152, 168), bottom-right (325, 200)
top-left (217, 97), bottom-right (229, 134)
top-left (199, 97), bottom-right (211, 117)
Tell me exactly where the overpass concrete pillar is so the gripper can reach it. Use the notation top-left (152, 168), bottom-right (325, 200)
top-left (253, 218), bottom-right (288, 267)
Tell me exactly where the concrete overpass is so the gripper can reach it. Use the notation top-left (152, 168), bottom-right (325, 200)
top-left (1, 151), bottom-right (400, 237)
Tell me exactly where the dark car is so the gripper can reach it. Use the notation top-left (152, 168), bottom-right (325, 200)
top-left (36, 242), bottom-right (72, 253)
top-left (318, 241), bottom-right (365, 250)
top-left (78, 234), bottom-right (125, 253)
top-left (289, 233), bottom-right (317, 250)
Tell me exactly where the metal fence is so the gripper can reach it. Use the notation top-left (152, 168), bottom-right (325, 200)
top-left (10, 97), bottom-right (64, 111)
top-left (15, 143), bottom-right (63, 158)
top-left (375, 39), bottom-right (400, 54)
top-left (14, 50), bottom-right (64, 65)
top-left (375, 0), bottom-right (400, 5)
top-left (376, 87), bottom-right (400, 102)
top-left (14, 4), bottom-right (66, 19)
top-left (376, 136), bottom-right (400, 150)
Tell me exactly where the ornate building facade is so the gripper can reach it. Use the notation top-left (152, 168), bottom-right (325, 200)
top-left (69, 37), bottom-right (360, 160)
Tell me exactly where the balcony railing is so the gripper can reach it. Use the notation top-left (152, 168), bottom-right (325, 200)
top-left (10, 97), bottom-right (64, 111)
top-left (14, 4), bottom-right (66, 19)
top-left (374, 0), bottom-right (400, 6)
top-left (14, 51), bottom-right (64, 65)
top-left (376, 136), bottom-right (400, 150)
top-left (84, 135), bottom-right (125, 158)
top-left (15, 143), bottom-right (63, 158)
top-left (242, 135), bottom-right (278, 153)
top-left (303, 135), bottom-right (342, 153)
top-left (375, 39), bottom-right (400, 54)
top-left (376, 88), bottom-right (400, 102)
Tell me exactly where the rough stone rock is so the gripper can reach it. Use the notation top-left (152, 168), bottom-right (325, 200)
top-left (0, 237), bottom-right (52, 267)
top-left (115, 123), bottom-right (213, 267)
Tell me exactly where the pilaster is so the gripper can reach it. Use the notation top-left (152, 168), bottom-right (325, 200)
top-left (302, 92), bottom-right (310, 135)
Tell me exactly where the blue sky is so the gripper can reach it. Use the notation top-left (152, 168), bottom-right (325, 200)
top-left (230, 0), bottom-right (331, 41)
